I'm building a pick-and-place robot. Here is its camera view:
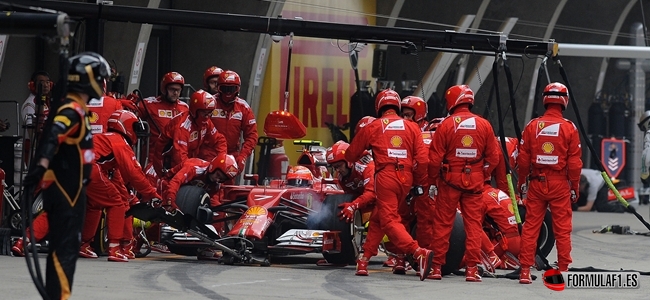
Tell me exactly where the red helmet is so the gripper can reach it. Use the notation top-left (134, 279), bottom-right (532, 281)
top-left (326, 141), bottom-right (350, 165)
top-left (160, 72), bottom-right (185, 95)
top-left (217, 70), bottom-right (241, 103)
top-left (203, 66), bottom-right (223, 89)
top-left (425, 117), bottom-right (445, 131)
top-left (542, 82), bottom-right (569, 109)
top-left (208, 153), bottom-right (239, 180)
top-left (375, 89), bottom-right (401, 115)
top-left (189, 90), bottom-right (216, 121)
top-left (401, 96), bottom-right (427, 122)
top-left (445, 85), bottom-right (474, 113)
top-left (355, 116), bottom-right (376, 134)
top-left (107, 110), bottom-right (140, 145)
top-left (286, 165), bottom-right (314, 187)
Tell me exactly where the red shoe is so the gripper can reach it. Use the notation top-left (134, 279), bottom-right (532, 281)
top-left (413, 248), bottom-right (434, 281)
top-left (500, 252), bottom-right (520, 270)
top-left (519, 267), bottom-right (532, 284)
top-left (465, 266), bottom-right (482, 282)
top-left (488, 251), bottom-right (503, 270)
top-left (108, 245), bottom-right (128, 262)
top-left (197, 248), bottom-right (222, 261)
top-left (383, 255), bottom-right (397, 267)
top-left (355, 258), bottom-right (369, 276)
top-left (427, 264), bottom-right (441, 280)
top-left (79, 243), bottom-right (98, 259)
top-left (392, 255), bottom-right (406, 275)
top-left (11, 238), bottom-right (25, 257)
top-left (121, 240), bottom-right (136, 260)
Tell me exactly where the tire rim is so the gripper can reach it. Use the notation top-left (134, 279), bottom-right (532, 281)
top-left (10, 212), bottom-right (22, 230)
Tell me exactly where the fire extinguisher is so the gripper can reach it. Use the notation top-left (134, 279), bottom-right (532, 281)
top-left (269, 140), bottom-right (289, 180)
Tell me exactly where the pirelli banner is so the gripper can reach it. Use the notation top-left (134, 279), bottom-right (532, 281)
top-left (257, 0), bottom-right (375, 164)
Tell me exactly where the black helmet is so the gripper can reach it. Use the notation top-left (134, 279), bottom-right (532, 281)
top-left (67, 52), bottom-right (111, 100)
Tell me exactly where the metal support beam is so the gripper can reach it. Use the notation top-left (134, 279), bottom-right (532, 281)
top-left (631, 23), bottom-right (645, 194)
top-left (126, 0), bottom-right (161, 93)
top-left (558, 43), bottom-right (650, 59)
top-left (3, 0), bottom-right (556, 56)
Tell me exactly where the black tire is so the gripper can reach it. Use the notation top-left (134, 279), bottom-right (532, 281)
top-left (306, 194), bottom-right (356, 265)
top-left (176, 186), bottom-right (210, 218)
top-left (91, 210), bottom-right (108, 256)
top-left (517, 205), bottom-right (556, 258)
top-left (410, 211), bottom-right (465, 275)
top-left (32, 193), bottom-right (43, 215)
top-left (442, 211), bottom-right (466, 275)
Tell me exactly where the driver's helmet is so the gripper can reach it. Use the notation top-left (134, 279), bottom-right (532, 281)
top-left (286, 165), bottom-right (314, 187)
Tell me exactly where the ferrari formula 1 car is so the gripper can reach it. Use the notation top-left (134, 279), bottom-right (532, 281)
top-left (129, 140), bottom-right (362, 266)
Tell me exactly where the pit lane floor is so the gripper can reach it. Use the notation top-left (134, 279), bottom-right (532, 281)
top-left (2, 205), bottom-right (650, 300)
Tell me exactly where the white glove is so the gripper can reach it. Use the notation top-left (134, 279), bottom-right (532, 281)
top-left (429, 185), bottom-right (438, 198)
top-left (570, 190), bottom-right (578, 203)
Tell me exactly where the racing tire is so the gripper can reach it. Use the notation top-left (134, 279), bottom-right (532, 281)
top-left (306, 194), bottom-right (356, 265)
top-left (442, 211), bottom-right (466, 275)
top-left (411, 212), bottom-right (465, 275)
top-left (517, 205), bottom-right (555, 258)
top-left (91, 210), bottom-right (108, 256)
top-left (176, 186), bottom-right (210, 219)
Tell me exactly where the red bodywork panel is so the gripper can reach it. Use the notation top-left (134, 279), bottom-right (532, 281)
top-left (227, 182), bottom-right (344, 240)
top-left (263, 111), bottom-right (307, 139)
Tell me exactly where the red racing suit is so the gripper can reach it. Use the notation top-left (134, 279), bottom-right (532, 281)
top-left (87, 95), bottom-right (124, 135)
top-left (162, 158), bottom-right (221, 208)
top-left (492, 137), bottom-right (519, 193)
top-left (481, 185), bottom-right (521, 259)
top-left (428, 106), bottom-right (499, 267)
top-left (82, 132), bottom-right (161, 245)
top-left (154, 112), bottom-right (227, 175)
top-left (414, 130), bottom-right (436, 249)
top-left (517, 105), bottom-right (582, 269)
top-left (337, 161), bottom-right (383, 258)
top-left (209, 96), bottom-right (258, 168)
top-left (125, 96), bottom-right (189, 169)
top-left (345, 110), bottom-right (428, 256)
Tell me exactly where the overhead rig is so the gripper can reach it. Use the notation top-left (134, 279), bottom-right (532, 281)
top-left (0, 0), bottom-right (556, 57)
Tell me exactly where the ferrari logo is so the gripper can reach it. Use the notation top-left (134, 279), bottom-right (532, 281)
top-left (542, 142), bottom-right (554, 154)
top-left (454, 117), bottom-right (461, 123)
top-left (383, 119), bottom-right (389, 125)
top-left (88, 112), bottom-right (99, 123)
top-left (489, 191), bottom-right (497, 198)
top-left (390, 135), bottom-right (403, 147)
top-left (246, 206), bottom-right (267, 216)
top-left (461, 135), bottom-right (473, 147)
top-left (538, 121), bottom-right (545, 129)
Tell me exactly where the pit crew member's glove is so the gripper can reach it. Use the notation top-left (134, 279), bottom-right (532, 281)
top-left (428, 185), bottom-right (438, 198)
top-left (338, 202), bottom-right (359, 223)
top-left (23, 165), bottom-right (46, 187)
top-left (570, 190), bottom-right (578, 203)
top-left (519, 183), bottom-right (528, 199)
top-left (411, 185), bottom-right (425, 197)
